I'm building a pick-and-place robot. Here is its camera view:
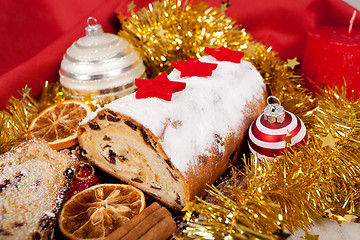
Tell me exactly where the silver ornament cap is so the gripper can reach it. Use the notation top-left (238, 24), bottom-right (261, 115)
top-left (84, 17), bottom-right (102, 36)
top-left (263, 96), bottom-right (285, 123)
top-left (59, 17), bottom-right (146, 102)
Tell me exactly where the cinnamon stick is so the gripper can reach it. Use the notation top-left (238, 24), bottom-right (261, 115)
top-left (120, 207), bottom-right (172, 240)
top-left (105, 202), bottom-right (177, 240)
top-left (139, 215), bottom-right (177, 240)
top-left (106, 202), bottom-right (160, 240)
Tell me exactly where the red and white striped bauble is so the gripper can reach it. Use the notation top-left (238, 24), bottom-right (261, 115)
top-left (248, 97), bottom-right (308, 159)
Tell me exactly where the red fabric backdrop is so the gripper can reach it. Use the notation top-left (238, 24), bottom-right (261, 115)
top-left (0, 0), bottom-right (358, 109)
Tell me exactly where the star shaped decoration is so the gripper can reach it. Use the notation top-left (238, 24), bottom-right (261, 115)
top-left (171, 58), bottom-right (218, 78)
top-left (319, 133), bottom-right (338, 149)
top-left (331, 208), bottom-right (354, 223)
top-left (302, 229), bottom-right (319, 240)
top-left (182, 200), bottom-right (197, 212)
top-left (135, 72), bottom-right (186, 101)
top-left (128, 1), bottom-right (136, 14)
top-left (219, 0), bottom-right (230, 13)
top-left (204, 46), bottom-right (244, 63)
top-left (156, 26), bottom-right (167, 40)
top-left (284, 130), bottom-right (293, 147)
top-left (220, 0), bottom-right (231, 13)
top-left (287, 57), bottom-right (300, 69)
top-left (344, 214), bottom-right (358, 223)
top-left (325, 208), bottom-right (359, 224)
top-left (22, 85), bottom-right (31, 97)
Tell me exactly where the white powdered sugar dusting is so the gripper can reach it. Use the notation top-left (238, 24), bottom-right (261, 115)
top-left (0, 139), bottom-right (75, 237)
top-left (82, 56), bottom-right (265, 172)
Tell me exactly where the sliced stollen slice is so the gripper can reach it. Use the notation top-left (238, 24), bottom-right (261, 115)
top-left (0, 139), bottom-right (78, 240)
top-left (78, 56), bottom-right (267, 210)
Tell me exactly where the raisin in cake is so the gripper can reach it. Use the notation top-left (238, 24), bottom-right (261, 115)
top-left (78, 56), bottom-right (267, 210)
top-left (0, 139), bottom-right (78, 239)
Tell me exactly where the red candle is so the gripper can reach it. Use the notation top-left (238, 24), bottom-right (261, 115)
top-left (301, 26), bottom-right (360, 97)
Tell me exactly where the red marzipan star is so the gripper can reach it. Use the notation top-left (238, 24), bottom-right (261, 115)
top-left (204, 46), bottom-right (244, 63)
top-left (171, 58), bottom-right (218, 78)
top-left (135, 72), bottom-right (186, 101)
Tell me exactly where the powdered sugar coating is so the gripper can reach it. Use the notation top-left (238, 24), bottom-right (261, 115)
top-left (82, 56), bottom-right (265, 172)
top-left (0, 139), bottom-right (77, 239)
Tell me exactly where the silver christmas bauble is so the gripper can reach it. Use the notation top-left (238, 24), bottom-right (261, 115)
top-left (59, 17), bottom-right (146, 103)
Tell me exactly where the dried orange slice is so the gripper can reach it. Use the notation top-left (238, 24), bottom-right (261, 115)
top-left (29, 100), bottom-right (92, 150)
top-left (58, 184), bottom-right (146, 240)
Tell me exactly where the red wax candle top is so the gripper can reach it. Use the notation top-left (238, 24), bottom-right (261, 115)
top-left (301, 26), bottom-right (360, 98)
top-left (309, 26), bottom-right (360, 45)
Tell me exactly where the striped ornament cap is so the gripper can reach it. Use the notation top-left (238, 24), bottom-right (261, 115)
top-left (248, 96), bottom-right (308, 159)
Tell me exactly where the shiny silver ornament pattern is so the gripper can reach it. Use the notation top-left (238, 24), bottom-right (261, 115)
top-left (263, 96), bottom-right (285, 123)
top-left (59, 17), bottom-right (146, 103)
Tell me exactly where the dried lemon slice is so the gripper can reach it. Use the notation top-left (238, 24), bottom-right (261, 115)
top-left (29, 100), bottom-right (92, 150)
top-left (58, 184), bottom-right (146, 240)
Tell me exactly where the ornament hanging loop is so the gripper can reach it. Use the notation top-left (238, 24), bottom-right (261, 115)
top-left (267, 96), bottom-right (281, 105)
top-left (264, 96), bottom-right (285, 123)
top-left (85, 17), bottom-right (103, 36)
top-left (87, 17), bottom-right (98, 26)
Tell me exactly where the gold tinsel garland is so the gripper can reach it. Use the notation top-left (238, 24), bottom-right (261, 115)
top-left (0, 0), bottom-right (359, 239)
top-left (0, 82), bottom-right (63, 154)
top-left (310, 87), bottom-right (360, 219)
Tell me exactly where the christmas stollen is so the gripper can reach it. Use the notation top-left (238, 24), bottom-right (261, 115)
top-left (78, 56), bottom-right (267, 210)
